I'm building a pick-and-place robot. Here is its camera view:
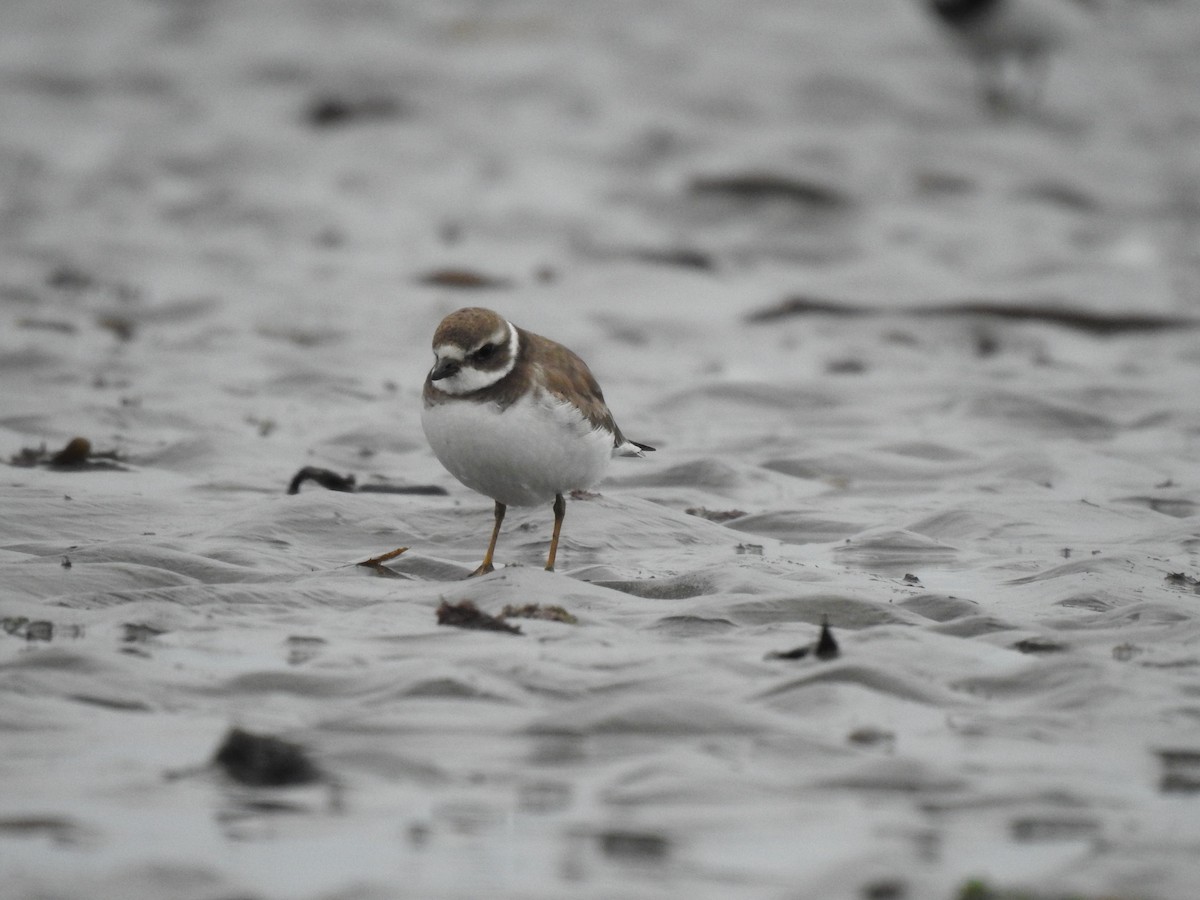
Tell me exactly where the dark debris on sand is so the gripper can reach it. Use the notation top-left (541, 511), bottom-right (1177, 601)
top-left (624, 246), bottom-right (715, 271)
top-left (689, 172), bottom-right (851, 210)
top-left (2, 617), bottom-right (55, 642)
top-left (1165, 572), bottom-right (1200, 593)
top-left (122, 623), bottom-right (167, 643)
top-left (286, 465), bottom-right (447, 496)
top-left (437, 600), bottom-right (522, 635)
top-left (580, 243), bottom-right (715, 272)
top-left (1157, 749), bottom-right (1200, 794)
top-left (500, 603), bottom-right (578, 625)
top-left (954, 879), bottom-right (1141, 900)
top-left (287, 466), bottom-right (356, 494)
top-left (597, 828), bottom-right (671, 862)
top-left (766, 617), bottom-right (840, 662)
top-left (1011, 637), bottom-right (1069, 654)
top-left (416, 268), bottom-right (513, 290)
top-left (212, 727), bottom-right (322, 787)
top-left (747, 295), bottom-right (1200, 336)
top-left (686, 506), bottom-right (748, 523)
top-left (305, 93), bottom-right (407, 128)
top-left (356, 547), bottom-right (409, 576)
top-left (8, 437), bottom-right (128, 471)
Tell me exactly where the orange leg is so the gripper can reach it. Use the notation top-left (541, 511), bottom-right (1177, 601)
top-left (544, 493), bottom-right (566, 572)
top-left (469, 501), bottom-right (506, 577)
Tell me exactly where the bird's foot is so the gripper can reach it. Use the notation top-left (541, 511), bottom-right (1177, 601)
top-left (467, 562), bottom-right (495, 578)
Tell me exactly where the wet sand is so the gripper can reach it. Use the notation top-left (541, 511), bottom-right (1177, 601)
top-left (3, 1), bottom-right (1200, 898)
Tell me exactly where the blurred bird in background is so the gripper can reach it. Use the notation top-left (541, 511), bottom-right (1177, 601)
top-left (923, 0), bottom-right (1101, 114)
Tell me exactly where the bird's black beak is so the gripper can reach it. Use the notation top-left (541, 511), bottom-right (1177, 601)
top-left (430, 358), bottom-right (461, 381)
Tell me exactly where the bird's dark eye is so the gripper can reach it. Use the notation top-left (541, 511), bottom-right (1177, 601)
top-left (472, 343), bottom-right (497, 362)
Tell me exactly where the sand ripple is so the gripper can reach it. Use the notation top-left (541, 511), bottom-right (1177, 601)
top-left (4, 0), bottom-right (1200, 897)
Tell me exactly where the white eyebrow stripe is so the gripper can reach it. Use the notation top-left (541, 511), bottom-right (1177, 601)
top-left (504, 321), bottom-right (519, 363)
top-left (428, 320), bottom-right (520, 396)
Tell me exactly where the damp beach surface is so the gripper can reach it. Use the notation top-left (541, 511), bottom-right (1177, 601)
top-left (3, 1), bottom-right (1200, 898)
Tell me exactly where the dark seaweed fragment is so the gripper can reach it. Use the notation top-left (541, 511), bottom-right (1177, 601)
top-left (437, 600), bottom-right (522, 635)
top-left (212, 727), bottom-right (322, 787)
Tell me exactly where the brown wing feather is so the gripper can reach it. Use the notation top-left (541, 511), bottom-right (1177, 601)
top-left (519, 327), bottom-right (627, 447)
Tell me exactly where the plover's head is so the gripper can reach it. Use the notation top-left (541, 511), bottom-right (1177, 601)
top-left (427, 307), bottom-right (519, 395)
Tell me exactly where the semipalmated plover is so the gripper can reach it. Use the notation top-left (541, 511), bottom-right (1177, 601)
top-left (421, 307), bottom-right (653, 576)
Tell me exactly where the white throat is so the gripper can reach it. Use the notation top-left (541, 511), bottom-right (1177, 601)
top-left (432, 321), bottom-right (519, 396)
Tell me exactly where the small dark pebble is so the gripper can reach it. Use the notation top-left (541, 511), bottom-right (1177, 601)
top-left (305, 94), bottom-right (406, 128)
top-left (437, 600), bottom-right (522, 635)
top-left (902, 573), bottom-right (921, 585)
top-left (212, 727), bottom-right (322, 787)
top-left (1112, 643), bottom-right (1141, 662)
top-left (1011, 637), bottom-right (1068, 654)
top-left (598, 829), bottom-right (671, 861)
top-left (973, 327), bottom-right (1000, 358)
top-left (847, 726), bottom-right (896, 750)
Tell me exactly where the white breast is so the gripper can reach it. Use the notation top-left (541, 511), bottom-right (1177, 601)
top-left (421, 390), bottom-right (616, 507)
